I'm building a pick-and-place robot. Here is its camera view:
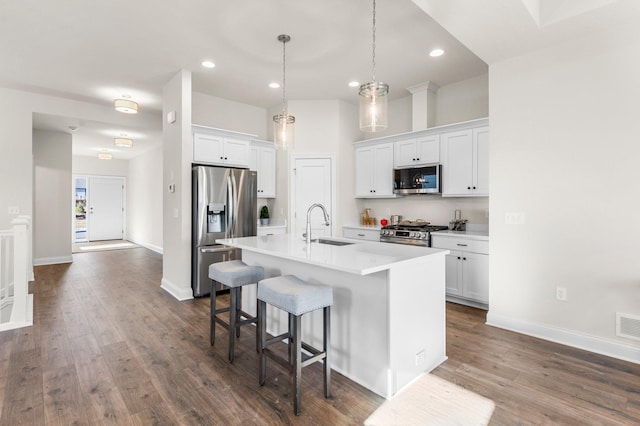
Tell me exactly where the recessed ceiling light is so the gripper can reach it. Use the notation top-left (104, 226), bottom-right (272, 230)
top-left (201, 60), bottom-right (216, 68)
top-left (348, 81), bottom-right (360, 88)
top-left (429, 48), bottom-right (445, 57)
top-left (269, 82), bottom-right (280, 89)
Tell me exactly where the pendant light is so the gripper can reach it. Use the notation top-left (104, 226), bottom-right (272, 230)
top-left (359, 0), bottom-right (388, 132)
top-left (273, 34), bottom-right (295, 150)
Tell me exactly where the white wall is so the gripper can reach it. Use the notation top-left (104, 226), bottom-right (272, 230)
top-left (192, 91), bottom-right (267, 139)
top-left (487, 22), bottom-right (640, 361)
top-left (72, 155), bottom-right (128, 177)
top-left (127, 146), bottom-right (163, 252)
top-left (33, 129), bottom-right (72, 265)
top-left (436, 74), bottom-right (488, 126)
top-left (161, 70), bottom-right (193, 300)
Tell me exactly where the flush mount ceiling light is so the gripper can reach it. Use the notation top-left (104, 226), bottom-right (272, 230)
top-left (429, 48), bottom-right (445, 57)
top-left (114, 97), bottom-right (138, 114)
top-left (359, 0), bottom-right (388, 133)
top-left (98, 152), bottom-right (112, 160)
top-left (273, 34), bottom-right (295, 150)
top-left (114, 137), bottom-right (133, 147)
top-left (201, 60), bottom-right (216, 68)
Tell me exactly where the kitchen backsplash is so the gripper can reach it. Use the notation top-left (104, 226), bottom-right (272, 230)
top-left (355, 196), bottom-right (489, 226)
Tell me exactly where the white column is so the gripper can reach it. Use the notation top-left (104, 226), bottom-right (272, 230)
top-left (407, 81), bottom-right (440, 131)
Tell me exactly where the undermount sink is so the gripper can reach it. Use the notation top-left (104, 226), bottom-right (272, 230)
top-left (311, 238), bottom-right (354, 246)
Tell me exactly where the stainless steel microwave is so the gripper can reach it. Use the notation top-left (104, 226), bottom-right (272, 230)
top-left (393, 164), bottom-right (442, 195)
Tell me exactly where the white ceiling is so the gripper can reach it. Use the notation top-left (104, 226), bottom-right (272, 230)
top-left (4, 0), bottom-right (488, 160)
top-left (10, 0), bottom-right (639, 161)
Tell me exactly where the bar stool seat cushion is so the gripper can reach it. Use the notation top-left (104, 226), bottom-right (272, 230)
top-left (208, 260), bottom-right (264, 288)
top-left (258, 275), bottom-right (333, 316)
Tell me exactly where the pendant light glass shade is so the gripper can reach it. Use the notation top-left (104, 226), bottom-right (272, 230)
top-left (359, 82), bottom-right (388, 132)
top-left (273, 113), bottom-right (295, 150)
top-left (273, 34), bottom-right (295, 150)
top-left (359, 0), bottom-right (388, 132)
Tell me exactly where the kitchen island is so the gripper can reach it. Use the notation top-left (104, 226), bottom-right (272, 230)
top-left (216, 234), bottom-right (449, 398)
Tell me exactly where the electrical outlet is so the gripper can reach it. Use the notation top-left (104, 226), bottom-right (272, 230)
top-left (556, 287), bottom-right (568, 301)
top-left (505, 211), bottom-right (525, 225)
top-left (415, 350), bottom-right (426, 366)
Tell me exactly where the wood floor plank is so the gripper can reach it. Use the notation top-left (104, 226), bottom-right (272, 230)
top-left (2, 247), bottom-right (639, 424)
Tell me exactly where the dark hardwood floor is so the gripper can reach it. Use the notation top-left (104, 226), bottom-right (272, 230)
top-left (1, 247), bottom-right (638, 424)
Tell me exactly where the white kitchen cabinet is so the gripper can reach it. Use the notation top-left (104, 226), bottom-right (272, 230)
top-left (342, 226), bottom-right (380, 241)
top-left (355, 142), bottom-right (395, 198)
top-left (440, 125), bottom-right (489, 197)
top-left (193, 126), bottom-right (254, 168)
top-left (249, 141), bottom-right (276, 198)
top-left (394, 135), bottom-right (439, 168)
top-left (432, 234), bottom-right (489, 308)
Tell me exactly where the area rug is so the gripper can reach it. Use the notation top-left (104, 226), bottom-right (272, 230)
top-left (73, 240), bottom-right (139, 253)
top-left (364, 373), bottom-right (495, 425)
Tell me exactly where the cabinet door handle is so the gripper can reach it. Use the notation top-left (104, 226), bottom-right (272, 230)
top-left (473, 186), bottom-right (476, 190)
top-left (457, 243), bottom-right (468, 247)
top-left (457, 256), bottom-right (461, 260)
top-left (463, 257), bottom-right (467, 261)
top-left (357, 233), bottom-right (365, 237)
top-left (416, 158), bottom-right (420, 161)
top-left (220, 156), bottom-right (224, 160)
top-left (467, 186), bottom-right (471, 190)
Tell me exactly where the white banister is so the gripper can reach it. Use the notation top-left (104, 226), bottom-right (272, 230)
top-left (0, 216), bottom-right (33, 332)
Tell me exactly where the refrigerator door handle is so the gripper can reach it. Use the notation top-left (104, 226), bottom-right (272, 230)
top-left (227, 174), bottom-right (234, 238)
top-left (231, 173), bottom-right (239, 237)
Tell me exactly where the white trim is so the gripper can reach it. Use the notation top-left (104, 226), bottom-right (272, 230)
top-left (33, 255), bottom-right (73, 266)
top-left (486, 312), bottom-right (640, 364)
top-left (160, 277), bottom-right (194, 301)
top-left (0, 294), bottom-right (33, 332)
top-left (132, 241), bottom-right (163, 254)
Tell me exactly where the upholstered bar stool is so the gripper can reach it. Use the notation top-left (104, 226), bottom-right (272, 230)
top-left (257, 274), bottom-right (333, 415)
top-left (209, 260), bottom-right (264, 363)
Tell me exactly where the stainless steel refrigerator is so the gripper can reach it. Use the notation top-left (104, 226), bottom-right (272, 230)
top-left (192, 165), bottom-right (257, 297)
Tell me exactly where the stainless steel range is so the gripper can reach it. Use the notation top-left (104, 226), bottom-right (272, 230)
top-left (379, 221), bottom-right (449, 247)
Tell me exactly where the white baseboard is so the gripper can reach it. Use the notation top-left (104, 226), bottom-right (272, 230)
top-left (160, 277), bottom-right (193, 301)
top-left (134, 241), bottom-right (163, 254)
top-left (486, 312), bottom-right (640, 364)
top-left (33, 255), bottom-right (73, 266)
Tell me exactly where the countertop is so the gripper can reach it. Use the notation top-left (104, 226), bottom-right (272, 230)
top-left (216, 234), bottom-right (448, 276)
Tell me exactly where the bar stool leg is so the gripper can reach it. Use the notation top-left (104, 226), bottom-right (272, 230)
top-left (228, 287), bottom-right (238, 363)
top-left (236, 287), bottom-right (243, 338)
top-left (293, 314), bottom-right (302, 416)
top-left (324, 306), bottom-right (331, 398)
top-left (288, 313), bottom-right (294, 365)
top-left (210, 280), bottom-right (217, 346)
top-left (258, 299), bottom-right (267, 386)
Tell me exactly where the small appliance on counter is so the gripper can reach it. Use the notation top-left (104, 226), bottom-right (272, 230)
top-left (449, 209), bottom-right (468, 231)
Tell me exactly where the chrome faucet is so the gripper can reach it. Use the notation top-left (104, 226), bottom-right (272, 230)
top-left (305, 203), bottom-right (330, 244)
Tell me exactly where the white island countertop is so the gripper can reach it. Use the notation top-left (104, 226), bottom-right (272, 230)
top-left (216, 234), bottom-right (448, 276)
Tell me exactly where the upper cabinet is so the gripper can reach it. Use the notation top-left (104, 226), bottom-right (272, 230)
top-left (441, 125), bottom-right (489, 197)
top-left (355, 142), bottom-right (395, 198)
top-left (394, 135), bottom-right (439, 168)
top-left (192, 125), bottom-right (254, 168)
top-left (249, 140), bottom-right (276, 198)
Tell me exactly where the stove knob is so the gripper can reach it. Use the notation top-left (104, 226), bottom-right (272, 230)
top-left (421, 232), bottom-right (427, 239)
top-left (410, 232), bottom-right (417, 238)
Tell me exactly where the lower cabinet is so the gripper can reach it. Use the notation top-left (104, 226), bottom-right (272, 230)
top-left (432, 235), bottom-right (489, 308)
top-left (342, 227), bottom-right (380, 241)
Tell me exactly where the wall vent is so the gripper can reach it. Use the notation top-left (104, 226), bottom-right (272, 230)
top-left (616, 313), bottom-right (640, 341)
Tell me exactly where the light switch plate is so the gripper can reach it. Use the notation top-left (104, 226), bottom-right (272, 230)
top-left (167, 110), bottom-right (176, 124)
top-left (505, 211), bottom-right (525, 225)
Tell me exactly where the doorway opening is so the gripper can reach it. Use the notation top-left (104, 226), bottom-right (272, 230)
top-left (72, 175), bottom-right (126, 244)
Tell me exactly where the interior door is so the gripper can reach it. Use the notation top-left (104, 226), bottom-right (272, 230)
top-left (291, 157), bottom-right (333, 239)
top-left (88, 177), bottom-right (124, 241)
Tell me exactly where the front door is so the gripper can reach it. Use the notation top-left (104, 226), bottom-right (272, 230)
top-left (88, 177), bottom-right (124, 241)
top-left (291, 156), bottom-right (334, 239)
